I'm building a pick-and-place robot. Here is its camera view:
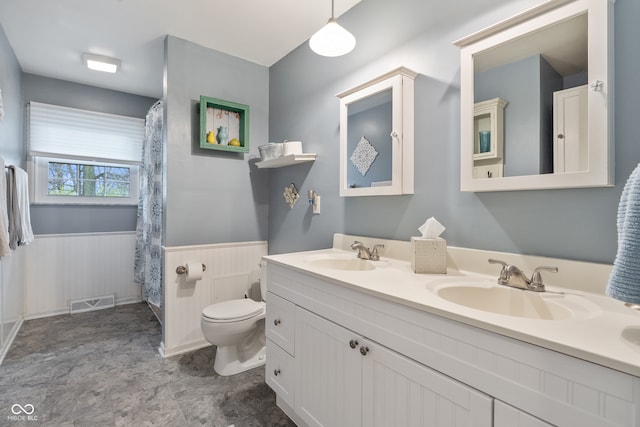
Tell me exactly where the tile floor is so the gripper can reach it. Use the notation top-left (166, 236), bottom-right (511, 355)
top-left (0, 303), bottom-right (295, 427)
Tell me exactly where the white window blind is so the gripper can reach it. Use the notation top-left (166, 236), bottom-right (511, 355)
top-left (28, 102), bottom-right (145, 164)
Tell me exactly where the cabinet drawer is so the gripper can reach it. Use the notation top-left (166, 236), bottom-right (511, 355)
top-left (266, 338), bottom-right (295, 409)
top-left (266, 291), bottom-right (295, 355)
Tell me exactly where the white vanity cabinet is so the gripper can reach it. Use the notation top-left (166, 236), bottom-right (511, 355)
top-left (294, 307), bottom-right (492, 427)
top-left (264, 261), bottom-right (640, 427)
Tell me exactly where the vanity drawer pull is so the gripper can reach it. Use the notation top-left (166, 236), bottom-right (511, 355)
top-left (274, 368), bottom-right (281, 376)
top-left (274, 318), bottom-right (281, 326)
top-left (360, 346), bottom-right (369, 356)
top-left (349, 339), bottom-right (359, 349)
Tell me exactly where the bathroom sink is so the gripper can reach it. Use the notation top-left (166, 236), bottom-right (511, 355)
top-left (306, 253), bottom-right (378, 271)
top-left (309, 258), bottom-right (376, 271)
top-left (432, 280), bottom-right (600, 320)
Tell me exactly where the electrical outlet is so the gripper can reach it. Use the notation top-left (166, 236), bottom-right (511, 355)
top-left (313, 196), bottom-right (321, 214)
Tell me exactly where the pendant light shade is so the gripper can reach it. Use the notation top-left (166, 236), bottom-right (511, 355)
top-left (309, 1), bottom-right (356, 57)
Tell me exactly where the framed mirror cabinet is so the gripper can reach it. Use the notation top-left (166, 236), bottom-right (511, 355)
top-left (455, 0), bottom-right (614, 192)
top-left (336, 67), bottom-right (417, 197)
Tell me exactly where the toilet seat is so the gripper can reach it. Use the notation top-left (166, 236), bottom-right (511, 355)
top-left (202, 299), bottom-right (265, 323)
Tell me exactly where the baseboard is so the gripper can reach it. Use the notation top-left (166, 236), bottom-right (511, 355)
top-left (160, 339), bottom-right (211, 358)
top-left (24, 308), bottom-right (69, 320)
top-left (24, 296), bottom-right (142, 320)
top-left (0, 318), bottom-right (24, 367)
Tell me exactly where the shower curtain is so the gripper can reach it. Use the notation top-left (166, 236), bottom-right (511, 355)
top-left (134, 100), bottom-right (164, 308)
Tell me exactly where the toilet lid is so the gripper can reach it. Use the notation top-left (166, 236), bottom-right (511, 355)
top-left (202, 299), bottom-right (263, 321)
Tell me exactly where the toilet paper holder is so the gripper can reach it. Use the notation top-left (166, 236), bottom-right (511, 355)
top-left (176, 264), bottom-right (207, 275)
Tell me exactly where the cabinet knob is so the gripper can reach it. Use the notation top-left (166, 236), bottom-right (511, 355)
top-left (273, 318), bottom-right (281, 326)
top-left (349, 339), bottom-right (359, 349)
top-left (557, 134), bottom-right (564, 139)
top-left (359, 345), bottom-right (369, 356)
top-left (274, 368), bottom-right (281, 376)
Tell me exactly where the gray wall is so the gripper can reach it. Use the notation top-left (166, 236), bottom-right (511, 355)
top-left (0, 24), bottom-right (23, 167)
top-left (268, 0), bottom-right (640, 265)
top-left (21, 74), bottom-right (157, 235)
top-left (163, 36), bottom-right (270, 247)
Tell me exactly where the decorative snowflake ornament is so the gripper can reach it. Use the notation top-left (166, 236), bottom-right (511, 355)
top-left (350, 136), bottom-right (378, 176)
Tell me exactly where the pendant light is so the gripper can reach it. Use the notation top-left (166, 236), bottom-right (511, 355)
top-left (309, 0), bottom-right (356, 57)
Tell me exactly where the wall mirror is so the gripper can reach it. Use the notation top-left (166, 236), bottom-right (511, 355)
top-left (455, 0), bottom-right (614, 192)
top-left (336, 67), bottom-right (416, 197)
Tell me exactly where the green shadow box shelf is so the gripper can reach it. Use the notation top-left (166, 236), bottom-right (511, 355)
top-left (199, 95), bottom-right (250, 153)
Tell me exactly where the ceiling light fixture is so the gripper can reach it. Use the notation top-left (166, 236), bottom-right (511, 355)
top-left (82, 53), bottom-right (121, 73)
top-left (309, 0), bottom-right (356, 57)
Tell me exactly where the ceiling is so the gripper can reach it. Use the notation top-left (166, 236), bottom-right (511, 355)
top-left (474, 12), bottom-right (588, 76)
top-left (0, 0), bottom-right (362, 99)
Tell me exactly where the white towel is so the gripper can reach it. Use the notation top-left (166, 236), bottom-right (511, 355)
top-left (13, 167), bottom-right (34, 246)
top-left (0, 158), bottom-right (10, 256)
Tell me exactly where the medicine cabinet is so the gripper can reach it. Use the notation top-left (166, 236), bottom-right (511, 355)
top-left (455, 0), bottom-right (614, 191)
top-left (473, 98), bottom-right (507, 179)
top-left (336, 67), bottom-right (417, 197)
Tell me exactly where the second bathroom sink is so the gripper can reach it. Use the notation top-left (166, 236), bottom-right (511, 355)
top-left (431, 279), bottom-right (601, 321)
top-left (437, 285), bottom-right (571, 320)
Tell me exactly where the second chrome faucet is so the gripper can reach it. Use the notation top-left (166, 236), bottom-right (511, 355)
top-left (488, 259), bottom-right (558, 292)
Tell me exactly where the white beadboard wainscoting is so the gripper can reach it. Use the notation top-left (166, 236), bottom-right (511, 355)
top-left (0, 248), bottom-right (25, 366)
top-left (23, 232), bottom-right (141, 319)
top-left (162, 240), bottom-right (268, 358)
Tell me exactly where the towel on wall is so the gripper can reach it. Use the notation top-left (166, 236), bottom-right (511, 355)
top-left (6, 166), bottom-right (22, 249)
top-left (0, 158), bottom-right (10, 256)
top-left (607, 163), bottom-right (640, 304)
top-left (6, 165), bottom-right (33, 250)
top-left (13, 167), bottom-right (34, 246)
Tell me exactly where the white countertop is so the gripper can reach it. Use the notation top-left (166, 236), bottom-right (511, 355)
top-left (264, 246), bottom-right (640, 378)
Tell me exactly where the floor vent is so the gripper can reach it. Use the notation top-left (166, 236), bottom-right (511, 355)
top-left (70, 295), bottom-right (115, 314)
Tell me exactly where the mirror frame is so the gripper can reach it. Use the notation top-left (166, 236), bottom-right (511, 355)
top-left (455, 0), bottom-right (614, 192)
top-left (336, 67), bottom-right (416, 197)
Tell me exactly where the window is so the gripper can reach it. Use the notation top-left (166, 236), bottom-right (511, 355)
top-left (49, 161), bottom-right (131, 198)
top-left (32, 157), bottom-right (139, 205)
top-left (28, 102), bottom-right (145, 205)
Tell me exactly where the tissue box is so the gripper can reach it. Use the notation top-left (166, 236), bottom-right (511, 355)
top-left (411, 237), bottom-right (447, 274)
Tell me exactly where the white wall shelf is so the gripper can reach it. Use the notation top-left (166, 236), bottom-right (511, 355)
top-left (255, 153), bottom-right (316, 169)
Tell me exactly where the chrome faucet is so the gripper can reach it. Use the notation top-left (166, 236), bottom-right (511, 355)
top-left (488, 259), bottom-right (558, 292)
top-left (351, 241), bottom-right (384, 261)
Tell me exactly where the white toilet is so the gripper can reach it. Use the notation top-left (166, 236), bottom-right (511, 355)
top-left (201, 277), bottom-right (267, 376)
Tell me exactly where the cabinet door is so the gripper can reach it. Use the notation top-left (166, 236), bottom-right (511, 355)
top-left (295, 307), bottom-right (362, 427)
top-left (494, 401), bottom-right (554, 427)
top-left (553, 85), bottom-right (588, 174)
top-left (362, 340), bottom-right (492, 427)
